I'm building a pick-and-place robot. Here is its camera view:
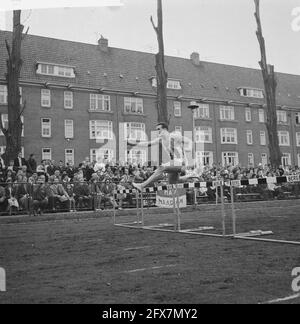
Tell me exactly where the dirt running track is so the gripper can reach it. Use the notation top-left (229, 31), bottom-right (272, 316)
top-left (0, 202), bottom-right (300, 304)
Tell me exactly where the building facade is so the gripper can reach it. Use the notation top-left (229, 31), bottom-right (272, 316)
top-left (1, 31), bottom-right (300, 167)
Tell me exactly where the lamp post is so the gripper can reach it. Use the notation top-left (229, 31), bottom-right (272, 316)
top-left (188, 101), bottom-right (200, 167)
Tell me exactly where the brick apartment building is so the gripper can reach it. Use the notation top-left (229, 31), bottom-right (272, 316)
top-left (1, 31), bottom-right (300, 167)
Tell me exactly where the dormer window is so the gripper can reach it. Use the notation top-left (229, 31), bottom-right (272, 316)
top-left (239, 87), bottom-right (264, 98)
top-left (36, 62), bottom-right (75, 78)
top-left (151, 77), bottom-right (182, 90)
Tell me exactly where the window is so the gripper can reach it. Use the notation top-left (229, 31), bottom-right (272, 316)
top-left (0, 114), bottom-right (24, 137)
top-left (125, 122), bottom-right (146, 141)
top-left (296, 113), bottom-right (300, 125)
top-left (41, 118), bottom-right (51, 138)
top-left (296, 132), bottom-right (300, 146)
top-left (0, 85), bottom-right (22, 105)
top-left (196, 151), bottom-right (213, 166)
top-left (89, 120), bottom-right (113, 140)
top-left (0, 85), bottom-right (7, 104)
top-left (175, 126), bottom-right (182, 134)
top-left (42, 148), bottom-right (52, 160)
top-left (64, 91), bottom-right (73, 109)
top-left (124, 97), bottom-right (143, 114)
top-left (64, 120), bottom-right (74, 139)
top-left (90, 94), bottom-right (110, 111)
top-left (90, 148), bottom-right (114, 163)
top-left (194, 104), bottom-right (209, 119)
top-left (298, 154), bottom-right (300, 167)
top-left (246, 130), bottom-right (253, 145)
top-left (259, 109), bottom-right (265, 123)
top-left (239, 88), bottom-right (264, 98)
top-left (0, 146), bottom-right (24, 159)
top-left (167, 79), bottom-right (182, 90)
top-left (221, 128), bottom-right (237, 144)
top-left (65, 149), bottom-right (74, 165)
top-left (248, 153), bottom-right (254, 166)
top-left (41, 89), bottom-right (51, 107)
top-left (173, 101), bottom-right (182, 117)
top-left (195, 126), bottom-right (212, 143)
top-left (281, 153), bottom-right (291, 167)
top-left (245, 108), bottom-right (252, 122)
top-left (261, 153), bottom-right (268, 166)
top-left (278, 131), bottom-right (290, 146)
top-left (222, 152), bottom-right (239, 166)
top-left (126, 149), bottom-right (147, 165)
top-left (151, 78), bottom-right (181, 89)
top-left (220, 106), bottom-right (235, 121)
top-left (277, 111), bottom-right (287, 124)
top-left (37, 63), bottom-right (75, 78)
top-left (260, 131), bottom-right (266, 145)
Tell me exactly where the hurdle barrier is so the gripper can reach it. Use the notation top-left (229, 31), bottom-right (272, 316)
top-left (113, 175), bottom-right (300, 245)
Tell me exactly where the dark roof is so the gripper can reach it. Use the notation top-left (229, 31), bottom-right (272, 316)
top-left (1, 30), bottom-right (300, 108)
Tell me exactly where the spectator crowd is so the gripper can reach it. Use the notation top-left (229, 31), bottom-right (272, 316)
top-left (0, 152), bottom-right (300, 216)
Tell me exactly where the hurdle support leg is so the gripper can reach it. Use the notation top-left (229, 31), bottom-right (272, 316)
top-left (140, 190), bottom-right (145, 227)
top-left (220, 184), bottom-right (226, 236)
top-left (230, 185), bottom-right (236, 236)
top-left (113, 193), bottom-right (117, 225)
top-left (175, 185), bottom-right (181, 231)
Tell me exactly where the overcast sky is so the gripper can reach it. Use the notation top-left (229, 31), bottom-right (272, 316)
top-left (2, 0), bottom-right (300, 75)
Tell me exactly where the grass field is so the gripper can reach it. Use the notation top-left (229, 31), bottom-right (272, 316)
top-left (1, 200), bottom-right (300, 304)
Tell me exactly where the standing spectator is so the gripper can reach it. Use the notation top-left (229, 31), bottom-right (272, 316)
top-left (27, 154), bottom-right (37, 175)
top-left (13, 152), bottom-right (26, 172)
top-left (57, 160), bottom-right (66, 174)
top-left (47, 160), bottom-right (57, 176)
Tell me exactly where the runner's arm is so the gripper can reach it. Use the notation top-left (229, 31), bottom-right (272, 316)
top-left (127, 137), bottom-right (160, 147)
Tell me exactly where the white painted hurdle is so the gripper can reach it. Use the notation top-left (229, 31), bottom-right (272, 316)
top-left (113, 176), bottom-right (300, 246)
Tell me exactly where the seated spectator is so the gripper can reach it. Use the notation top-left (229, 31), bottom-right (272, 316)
top-left (0, 184), bottom-right (8, 212)
top-left (6, 178), bottom-right (19, 213)
top-left (64, 182), bottom-right (76, 212)
top-left (74, 178), bottom-right (92, 210)
top-left (99, 178), bottom-right (119, 209)
top-left (13, 174), bottom-right (30, 211)
top-left (48, 177), bottom-right (70, 211)
top-left (90, 174), bottom-right (102, 210)
top-left (32, 175), bottom-right (49, 216)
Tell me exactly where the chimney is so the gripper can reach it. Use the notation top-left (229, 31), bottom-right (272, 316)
top-left (190, 52), bottom-right (200, 66)
top-left (98, 35), bottom-right (108, 52)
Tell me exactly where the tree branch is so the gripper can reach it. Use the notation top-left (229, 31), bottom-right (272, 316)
top-left (5, 39), bottom-right (12, 61)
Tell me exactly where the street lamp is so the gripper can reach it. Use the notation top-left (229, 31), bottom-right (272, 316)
top-left (188, 101), bottom-right (199, 167)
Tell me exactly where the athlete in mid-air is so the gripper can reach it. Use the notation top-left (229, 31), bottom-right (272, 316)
top-left (127, 122), bottom-right (198, 191)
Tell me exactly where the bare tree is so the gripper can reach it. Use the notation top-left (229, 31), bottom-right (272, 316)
top-left (0, 10), bottom-right (27, 166)
top-left (151, 0), bottom-right (169, 126)
top-left (254, 0), bottom-right (281, 168)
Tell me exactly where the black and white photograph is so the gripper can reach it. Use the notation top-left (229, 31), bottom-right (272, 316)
top-left (1, 0), bottom-right (300, 307)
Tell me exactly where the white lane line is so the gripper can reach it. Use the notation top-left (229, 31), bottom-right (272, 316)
top-left (124, 246), bottom-right (151, 251)
top-left (124, 264), bottom-right (176, 273)
top-left (262, 293), bottom-right (300, 304)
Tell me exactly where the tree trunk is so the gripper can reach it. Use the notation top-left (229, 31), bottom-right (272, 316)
top-left (0, 10), bottom-right (24, 166)
top-left (151, 0), bottom-right (169, 126)
top-left (254, 0), bottom-right (282, 168)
